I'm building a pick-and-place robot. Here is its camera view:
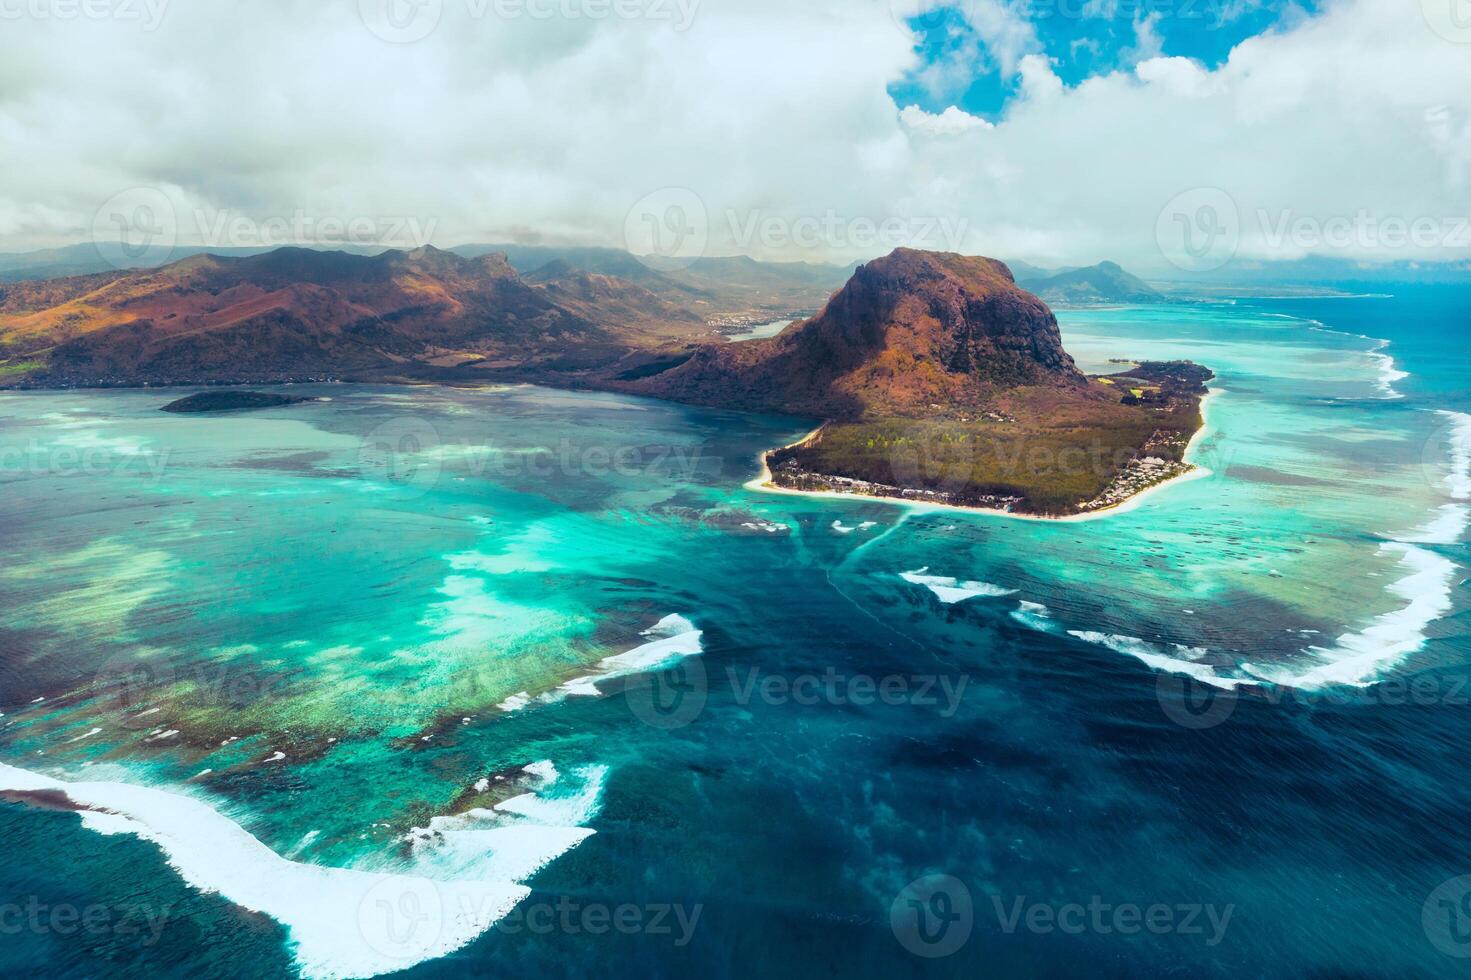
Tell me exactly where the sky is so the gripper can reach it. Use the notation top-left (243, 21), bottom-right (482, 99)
top-left (1, 0), bottom-right (1469, 274)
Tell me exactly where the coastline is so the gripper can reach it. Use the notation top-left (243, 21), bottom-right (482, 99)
top-left (743, 388), bottom-right (1221, 523)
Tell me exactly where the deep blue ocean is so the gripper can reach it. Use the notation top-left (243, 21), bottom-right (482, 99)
top-left (1, 284), bottom-right (1469, 979)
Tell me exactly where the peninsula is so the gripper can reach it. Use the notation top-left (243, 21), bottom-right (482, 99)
top-left (616, 249), bottom-right (1211, 517)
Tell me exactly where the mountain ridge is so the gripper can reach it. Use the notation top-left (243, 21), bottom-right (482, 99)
top-left (0, 245), bottom-right (619, 384)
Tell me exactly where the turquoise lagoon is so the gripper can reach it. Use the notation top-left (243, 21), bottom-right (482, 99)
top-left (1, 294), bottom-right (1469, 977)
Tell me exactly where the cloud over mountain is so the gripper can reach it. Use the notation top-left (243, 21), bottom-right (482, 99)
top-left (1, 0), bottom-right (1467, 273)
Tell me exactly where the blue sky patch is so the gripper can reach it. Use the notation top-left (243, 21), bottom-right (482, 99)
top-left (889, 0), bottom-right (1320, 120)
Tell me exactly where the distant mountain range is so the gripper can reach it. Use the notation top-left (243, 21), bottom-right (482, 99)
top-left (0, 245), bottom-right (856, 386)
top-left (1018, 261), bottom-right (1165, 305)
top-left (0, 243), bottom-right (380, 284)
top-left (0, 241), bottom-right (854, 315)
top-left (0, 245), bottom-right (1171, 389)
top-left (0, 246), bottom-right (628, 384)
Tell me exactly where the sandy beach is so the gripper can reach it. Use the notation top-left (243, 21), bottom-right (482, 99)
top-left (744, 388), bottom-right (1223, 523)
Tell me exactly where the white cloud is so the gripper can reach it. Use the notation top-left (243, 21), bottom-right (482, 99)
top-left (1016, 53), bottom-right (1064, 102)
top-left (0, 0), bottom-right (1467, 274)
top-left (899, 104), bottom-right (995, 135)
top-left (1124, 10), bottom-right (1165, 64)
top-left (951, 0), bottom-right (1042, 76)
top-left (1133, 57), bottom-right (1216, 98)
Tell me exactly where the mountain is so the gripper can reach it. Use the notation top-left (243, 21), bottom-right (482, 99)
top-left (0, 241), bottom-right (852, 323)
top-left (617, 248), bottom-right (1086, 419)
top-left (614, 248), bottom-right (1208, 516)
top-left (0, 242), bottom-right (385, 283)
top-left (664, 254), bottom-right (856, 314)
top-left (1156, 255), bottom-right (1471, 285)
top-left (0, 244), bottom-right (844, 386)
top-left (451, 244), bottom-right (851, 319)
top-left (453, 243), bottom-right (698, 298)
top-left (1019, 261), bottom-right (1164, 305)
top-left (1001, 258), bottom-right (1060, 282)
top-left (0, 246), bottom-right (624, 384)
top-left (525, 261), bottom-right (708, 340)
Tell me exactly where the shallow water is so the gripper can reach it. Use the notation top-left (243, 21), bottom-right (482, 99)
top-left (1, 291), bottom-right (1469, 978)
top-left (724, 319), bottom-right (794, 341)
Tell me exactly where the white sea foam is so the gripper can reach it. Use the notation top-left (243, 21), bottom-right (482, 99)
top-left (1405, 504), bottom-right (1471, 546)
top-left (900, 568), bottom-right (1018, 604)
top-left (1068, 631), bottom-right (1249, 690)
top-left (402, 762), bottom-right (605, 885)
top-left (1009, 601), bottom-right (1058, 633)
top-left (741, 520), bottom-right (789, 534)
top-left (1439, 411), bottom-right (1471, 500)
top-left (554, 615), bottom-right (703, 699)
top-left (286, 829), bottom-right (321, 860)
top-left (1368, 340), bottom-right (1408, 399)
top-left (1246, 540), bottom-right (1458, 689)
top-left (829, 520), bottom-right (877, 534)
top-left (1301, 319), bottom-right (1407, 399)
top-left (1250, 423), bottom-right (1469, 688)
top-left (522, 761), bottom-right (558, 784)
top-left (0, 759), bottom-right (604, 979)
top-left (496, 692), bottom-right (531, 713)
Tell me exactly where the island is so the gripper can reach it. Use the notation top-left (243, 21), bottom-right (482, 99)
top-left (160, 391), bottom-right (319, 413)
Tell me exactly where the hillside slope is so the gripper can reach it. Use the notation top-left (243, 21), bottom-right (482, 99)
top-left (0, 247), bottom-right (661, 383)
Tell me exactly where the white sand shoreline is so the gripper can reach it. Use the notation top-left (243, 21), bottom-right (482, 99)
top-left (743, 388), bottom-right (1222, 523)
